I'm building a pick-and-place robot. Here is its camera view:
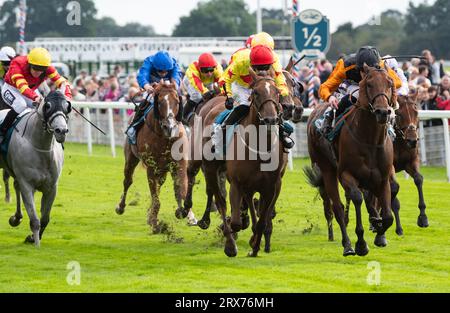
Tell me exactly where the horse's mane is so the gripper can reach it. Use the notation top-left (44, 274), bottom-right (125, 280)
top-left (45, 90), bottom-right (66, 102)
top-left (154, 81), bottom-right (177, 95)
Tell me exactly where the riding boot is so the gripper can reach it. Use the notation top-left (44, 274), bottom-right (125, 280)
top-left (182, 99), bottom-right (198, 125)
top-left (125, 101), bottom-right (149, 145)
top-left (279, 122), bottom-right (295, 151)
top-left (321, 110), bottom-right (335, 137)
top-left (221, 105), bottom-right (250, 129)
top-left (0, 109), bottom-right (19, 138)
top-left (212, 105), bottom-right (250, 155)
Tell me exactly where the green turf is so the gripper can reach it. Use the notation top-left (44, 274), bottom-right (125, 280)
top-left (0, 143), bottom-right (448, 293)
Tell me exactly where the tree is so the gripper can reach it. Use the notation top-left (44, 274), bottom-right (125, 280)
top-left (400, 0), bottom-right (450, 58)
top-left (0, 0), bottom-right (159, 45)
top-left (260, 9), bottom-right (290, 36)
top-left (326, 10), bottom-right (405, 61)
top-left (173, 0), bottom-right (255, 37)
top-left (0, 0), bottom-right (98, 43)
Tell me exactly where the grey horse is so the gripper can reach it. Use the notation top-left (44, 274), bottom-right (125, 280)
top-left (0, 90), bottom-right (71, 247)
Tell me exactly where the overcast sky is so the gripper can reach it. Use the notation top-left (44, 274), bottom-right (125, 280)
top-left (94, 0), bottom-right (427, 35)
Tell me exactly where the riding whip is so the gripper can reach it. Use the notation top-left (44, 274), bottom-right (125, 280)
top-left (382, 55), bottom-right (428, 60)
top-left (72, 107), bottom-right (106, 135)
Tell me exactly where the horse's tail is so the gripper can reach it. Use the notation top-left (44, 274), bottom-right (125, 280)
top-left (303, 164), bottom-right (325, 198)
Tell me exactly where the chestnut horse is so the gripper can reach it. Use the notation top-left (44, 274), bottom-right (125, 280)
top-left (183, 63), bottom-right (303, 234)
top-left (115, 81), bottom-right (190, 233)
top-left (196, 69), bottom-right (287, 257)
top-left (305, 64), bottom-right (395, 256)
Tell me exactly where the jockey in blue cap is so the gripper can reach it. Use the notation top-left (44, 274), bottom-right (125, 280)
top-left (127, 50), bottom-right (182, 144)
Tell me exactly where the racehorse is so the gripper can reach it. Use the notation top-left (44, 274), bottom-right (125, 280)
top-left (305, 64), bottom-right (396, 256)
top-left (115, 80), bottom-right (190, 233)
top-left (183, 62), bottom-right (303, 234)
top-left (0, 90), bottom-right (71, 246)
top-left (197, 68), bottom-right (287, 257)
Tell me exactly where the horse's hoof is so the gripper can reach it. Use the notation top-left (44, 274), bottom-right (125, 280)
top-left (264, 246), bottom-right (271, 253)
top-left (9, 216), bottom-right (21, 227)
top-left (115, 206), bottom-right (125, 215)
top-left (417, 215), bottom-right (429, 228)
top-left (175, 208), bottom-right (188, 220)
top-left (230, 222), bottom-right (242, 233)
top-left (151, 224), bottom-right (162, 234)
top-left (355, 241), bottom-right (369, 256)
top-left (396, 228), bottom-right (404, 236)
top-left (343, 247), bottom-right (356, 257)
top-left (374, 234), bottom-right (388, 247)
top-left (224, 244), bottom-right (238, 258)
top-left (197, 219), bottom-right (210, 230)
top-left (241, 215), bottom-right (250, 230)
top-left (24, 235), bottom-right (34, 244)
top-left (247, 251), bottom-right (258, 258)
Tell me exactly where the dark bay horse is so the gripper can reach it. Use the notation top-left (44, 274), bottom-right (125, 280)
top-left (305, 64), bottom-right (396, 256)
top-left (389, 93), bottom-right (428, 233)
top-left (115, 81), bottom-right (190, 233)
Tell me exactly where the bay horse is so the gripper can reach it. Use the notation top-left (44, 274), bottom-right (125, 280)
top-left (305, 64), bottom-right (395, 256)
top-left (197, 68), bottom-right (287, 257)
top-left (0, 90), bottom-right (71, 246)
top-left (346, 93), bottom-right (428, 237)
top-left (183, 63), bottom-right (302, 234)
top-left (115, 81), bottom-right (190, 233)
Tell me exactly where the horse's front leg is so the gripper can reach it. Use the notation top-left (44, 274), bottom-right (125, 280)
top-left (116, 143), bottom-right (140, 215)
top-left (340, 171), bottom-right (369, 257)
top-left (3, 170), bottom-right (11, 203)
top-left (248, 187), bottom-right (276, 258)
top-left (39, 185), bottom-right (57, 240)
top-left (9, 179), bottom-right (23, 227)
top-left (147, 168), bottom-right (167, 234)
top-left (406, 165), bottom-right (428, 228)
top-left (19, 182), bottom-right (40, 247)
top-left (390, 176), bottom-right (403, 236)
top-left (374, 179), bottom-right (393, 248)
top-left (171, 160), bottom-right (192, 222)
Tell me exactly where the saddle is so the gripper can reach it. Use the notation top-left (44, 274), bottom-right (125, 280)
top-left (315, 106), bottom-right (355, 142)
top-left (0, 110), bottom-right (31, 160)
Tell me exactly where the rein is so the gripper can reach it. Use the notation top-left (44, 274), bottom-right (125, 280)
top-left (394, 101), bottom-right (419, 141)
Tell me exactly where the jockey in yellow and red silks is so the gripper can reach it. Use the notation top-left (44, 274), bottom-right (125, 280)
top-left (182, 53), bottom-right (223, 123)
top-left (214, 33), bottom-right (296, 150)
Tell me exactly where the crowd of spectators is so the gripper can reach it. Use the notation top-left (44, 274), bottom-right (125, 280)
top-left (296, 49), bottom-right (450, 127)
top-left (49, 49), bottom-right (449, 126)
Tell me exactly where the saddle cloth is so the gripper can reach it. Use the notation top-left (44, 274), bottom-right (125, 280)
top-left (0, 109), bottom-right (32, 160)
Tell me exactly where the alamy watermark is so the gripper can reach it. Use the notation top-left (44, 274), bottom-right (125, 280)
top-left (367, 261), bottom-right (381, 286)
top-left (66, 1), bottom-right (81, 26)
top-left (66, 261), bottom-right (81, 286)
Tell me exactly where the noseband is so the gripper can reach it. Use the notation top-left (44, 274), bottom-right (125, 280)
top-left (251, 77), bottom-right (282, 124)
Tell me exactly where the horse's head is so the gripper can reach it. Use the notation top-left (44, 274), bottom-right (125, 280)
top-left (41, 91), bottom-right (71, 143)
top-left (249, 67), bottom-right (282, 126)
top-left (359, 63), bottom-right (396, 124)
top-left (396, 93), bottom-right (419, 148)
top-left (283, 70), bottom-right (304, 123)
top-left (153, 80), bottom-right (182, 138)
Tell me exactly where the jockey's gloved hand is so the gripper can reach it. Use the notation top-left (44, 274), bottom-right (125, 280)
top-left (202, 90), bottom-right (215, 102)
top-left (225, 97), bottom-right (235, 110)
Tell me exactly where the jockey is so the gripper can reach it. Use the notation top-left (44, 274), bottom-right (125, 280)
top-left (227, 34), bottom-right (255, 66)
top-left (319, 46), bottom-right (403, 136)
top-left (383, 55), bottom-right (409, 96)
top-left (0, 46), bottom-right (17, 86)
top-left (182, 53), bottom-right (223, 124)
top-left (126, 50), bottom-right (182, 144)
top-left (0, 47), bottom-right (72, 136)
top-left (217, 37), bottom-right (294, 150)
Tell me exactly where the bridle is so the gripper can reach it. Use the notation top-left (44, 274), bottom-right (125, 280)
top-left (394, 100), bottom-right (419, 141)
top-left (363, 68), bottom-right (395, 114)
top-left (38, 97), bottom-right (71, 134)
top-left (250, 77), bottom-right (282, 125)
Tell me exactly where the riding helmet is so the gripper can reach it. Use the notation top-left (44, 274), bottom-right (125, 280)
top-left (153, 51), bottom-right (174, 71)
top-left (356, 46), bottom-right (381, 69)
top-left (198, 53), bottom-right (217, 68)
